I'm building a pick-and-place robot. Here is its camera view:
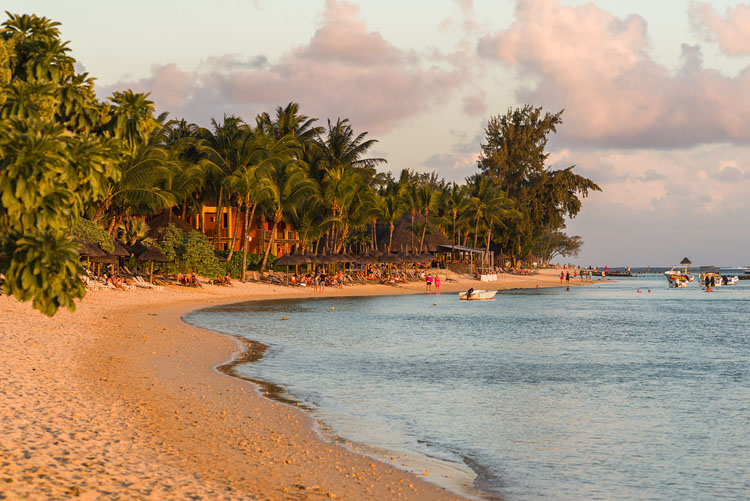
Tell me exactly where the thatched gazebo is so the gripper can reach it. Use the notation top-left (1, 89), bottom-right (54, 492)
top-left (146, 212), bottom-right (196, 240)
top-left (522, 252), bottom-right (538, 265)
top-left (680, 257), bottom-right (692, 272)
top-left (377, 212), bottom-right (450, 253)
top-left (137, 247), bottom-right (170, 283)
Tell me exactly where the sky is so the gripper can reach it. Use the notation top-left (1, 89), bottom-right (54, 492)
top-left (9, 0), bottom-right (750, 266)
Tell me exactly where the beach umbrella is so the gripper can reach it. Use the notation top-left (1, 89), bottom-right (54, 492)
top-left (300, 249), bottom-right (314, 264)
top-left (137, 246), bottom-right (170, 283)
top-left (418, 251), bottom-right (435, 263)
top-left (355, 252), bottom-right (377, 265)
top-left (77, 241), bottom-right (106, 257)
top-left (311, 249), bottom-right (327, 265)
top-left (379, 252), bottom-right (401, 264)
top-left (336, 250), bottom-right (355, 263)
top-left (76, 242), bottom-right (106, 276)
top-left (274, 252), bottom-right (302, 266)
top-left (395, 249), bottom-right (413, 262)
top-left (522, 252), bottom-right (538, 264)
top-left (274, 251), bottom-right (303, 285)
top-left (111, 241), bottom-right (131, 257)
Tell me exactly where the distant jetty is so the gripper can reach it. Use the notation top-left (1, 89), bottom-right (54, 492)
top-left (590, 270), bottom-right (632, 277)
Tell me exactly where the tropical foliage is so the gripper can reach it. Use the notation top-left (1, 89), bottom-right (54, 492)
top-left (0, 12), bottom-right (600, 316)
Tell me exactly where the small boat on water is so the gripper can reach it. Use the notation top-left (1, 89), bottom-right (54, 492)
top-left (459, 289), bottom-right (497, 300)
top-left (665, 258), bottom-right (694, 288)
top-left (699, 272), bottom-right (739, 286)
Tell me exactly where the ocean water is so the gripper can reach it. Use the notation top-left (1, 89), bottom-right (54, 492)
top-left (184, 276), bottom-right (750, 500)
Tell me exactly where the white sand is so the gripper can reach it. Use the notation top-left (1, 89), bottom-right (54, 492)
top-left (0, 270), bottom-right (589, 499)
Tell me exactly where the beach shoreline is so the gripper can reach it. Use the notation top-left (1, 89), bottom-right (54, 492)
top-left (1, 270), bottom-right (592, 499)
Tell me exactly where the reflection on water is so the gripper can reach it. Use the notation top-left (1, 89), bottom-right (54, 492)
top-left (185, 278), bottom-right (750, 500)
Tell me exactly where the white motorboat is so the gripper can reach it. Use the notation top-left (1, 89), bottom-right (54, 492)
top-left (665, 264), bottom-right (693, 287)
top-left (699, 272), bottom-right (723, 287)
top-left (459, 289), bottom-right (497, 300)
top-left (724, 275), bottom-right (739, 285)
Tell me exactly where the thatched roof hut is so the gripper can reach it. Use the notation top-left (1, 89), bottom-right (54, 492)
top-left (137, 247), bottom-right (170, 263)
top-left (376, 212), bottom-right (450, 252)
top-left (680, 257), bottom-right (692, 265)
top-left (111, 241), bottom-right (131, 257)
top-left (522, 252), bottom-right (538, 263)
top-left (379, 252), bottom-right (401, 264)
top-left (146, 212), bottom-right (196, 239)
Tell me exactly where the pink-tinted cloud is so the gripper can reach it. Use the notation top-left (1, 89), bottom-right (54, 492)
top-left (477, 0), bottom-right (750, 148)
top-left (689, 1), bottom-right (750, 56)
top-left (461, 90), bottom-right (487, 116)
top-left (99, 0), bottom-right (472, 134)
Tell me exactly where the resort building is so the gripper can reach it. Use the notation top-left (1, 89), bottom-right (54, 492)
top-left (197, 206), bottom-right (298, 256)
top-left (147, 207), bottom-right (298, 257)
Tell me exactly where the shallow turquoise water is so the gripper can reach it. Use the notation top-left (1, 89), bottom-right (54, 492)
top-left (185, 277), bottom-right (750, 500)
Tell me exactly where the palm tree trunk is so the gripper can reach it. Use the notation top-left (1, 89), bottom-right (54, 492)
top-left (181, 198), bottom-right (188, 221)
top-left (213, 185), bottom-right (224, 248)
top-left (240, 200), bottom-right (251, 282)
top-left (336, 224), bottom-right (349, 253)
top-left (388, 222), bottom-right (394, 251)
top-left (227, 201), bottom-right (242, 261)
top-left (451, 213), bottom-right (457, 261)
top-left (410, 209), bottom-right (416, 250)
top-left (419, 210), bottom-right (428, 252)
top-left (260, 212), bottom-right (281, 272)
top-left (473, 213), bottom-right (480, 249)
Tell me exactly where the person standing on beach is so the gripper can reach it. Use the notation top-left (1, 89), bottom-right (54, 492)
top-left (435, 275), bottom-right (441, 295)
top-left (314, 274), bottom-right (319, 293)
top-left (560, 271), bottom-right (564, 283)
top-left (426, 273), bottom-right (432, 292)
top-left (565, 271), bottom-right (570, 284)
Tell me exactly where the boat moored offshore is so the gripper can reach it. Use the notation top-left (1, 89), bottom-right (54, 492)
top-left (459, 289), bottom-right (497, 300)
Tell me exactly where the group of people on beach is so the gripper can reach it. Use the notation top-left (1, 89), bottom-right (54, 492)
top-left (212, 274), bottom-right (232, 286)
top-left (290, 271), bottom-right (349, 291)
top-left (175, 272), bottom-right (202, 287)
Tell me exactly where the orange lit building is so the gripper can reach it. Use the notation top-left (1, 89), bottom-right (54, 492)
top-left (195, 206), bottom-right (298, 257)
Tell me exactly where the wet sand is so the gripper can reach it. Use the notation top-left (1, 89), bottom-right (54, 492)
top-left (0, 270), bottom-right (588, 499)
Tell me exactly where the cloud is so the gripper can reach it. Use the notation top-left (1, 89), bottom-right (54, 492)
top-left (461, 90), bottom-right (487, 116)
top-left (422, 152), bottom-right (479, 179)
top-left (715, 164), bottom-right (743, 181)
top-left (477, 0), bottom-right (750, 149)
top-left (689, 1), bottom-right (750, 56)
top-left (98, 0), bottom-right (473, 133)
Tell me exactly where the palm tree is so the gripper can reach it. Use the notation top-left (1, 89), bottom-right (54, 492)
top-left (93, 110), bottom-right (176, 233)
top-left (398, 180), bottom-right (420, 250)
top-left (467, 176), bottom-right (518, 252)
top-left (378, 194), bottom-right (402, 251)
top-left (224, 129), bottom-right (284, 281)
top-left (257, 137), bottom-right (316, 272)
top-left (198, 115), bottom-right (248, 247)
top-left (440, 182), bottom-right (470, 259)
top-left (415, 185), bottom-right (438, 252)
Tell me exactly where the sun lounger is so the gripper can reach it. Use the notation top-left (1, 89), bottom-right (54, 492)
top-left (133, 275), bottom-right (163, 291)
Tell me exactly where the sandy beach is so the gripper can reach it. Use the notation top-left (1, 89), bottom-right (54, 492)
top-left (0, 270), bottom-right (588, 499)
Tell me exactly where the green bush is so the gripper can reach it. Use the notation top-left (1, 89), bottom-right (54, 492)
top-left (72, 219), bottom-right (114, 253)
top-left (155, 224), bottom-right (223, 277)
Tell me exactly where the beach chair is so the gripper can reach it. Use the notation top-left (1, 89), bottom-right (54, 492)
top-left (133, 275), bottom-right (163, 291)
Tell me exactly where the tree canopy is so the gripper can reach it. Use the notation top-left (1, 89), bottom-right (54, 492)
top-left (477, 105), bottom-right (600, 257)
top-left (0, 12), bottom-right (601, 316)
